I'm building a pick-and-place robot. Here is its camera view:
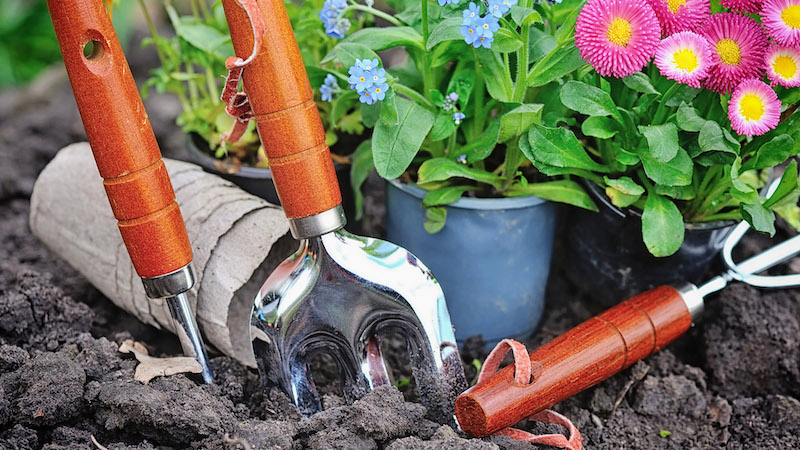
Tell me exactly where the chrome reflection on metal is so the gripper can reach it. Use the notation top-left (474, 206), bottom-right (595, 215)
top-left (287, 205), bottom-right (346, 240)
top-left (250, 229), bottom-right (468, 421)
top-left (675, 283), bottom-right (703, 323)
top-left (142, 265), bottom-right (214, 384)
top-left (141, 265), bottom-right (195, 299)
top-left (167, 292), bottom-right (214, 384)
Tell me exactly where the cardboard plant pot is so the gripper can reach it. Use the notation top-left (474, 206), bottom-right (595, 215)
top-left (385, 179), bottom-right (558, 346)
top-left (565, 182), bottom-right (736, 306)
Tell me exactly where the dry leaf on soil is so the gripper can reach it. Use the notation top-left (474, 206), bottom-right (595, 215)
top-left (118, 339), bottom-right (202, 384)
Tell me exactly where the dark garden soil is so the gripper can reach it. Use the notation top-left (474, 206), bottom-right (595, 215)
top-left (1, 54), bottom-right (799, 449)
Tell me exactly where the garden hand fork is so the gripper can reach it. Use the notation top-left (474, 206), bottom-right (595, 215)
top-left (220, 0), bottom-right (468, 421)
top-left (456, 179), bottom-right (800, 436)
top-left (47, 0), bottom-right (212, 383)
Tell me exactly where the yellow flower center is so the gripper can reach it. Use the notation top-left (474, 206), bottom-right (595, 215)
top-left (774, 55), bottom-right (798, 79)
top-left (782, 5), bottom-right (800, 29)
top-left (667, 0), bottom-right (686, 14)
top-left (606, 18), bottom-right (633, 47)
top-left (469, 28), bottom-right (474, 34)
top-left (716, 38), bottom-right (741, 66)
top-left (375, 88), bottom-right (382, 93)
top-left (673, 48), bottom-right (698, 72)
top-left (739, 94), bottom-right (765, 121)
top-left (359, 76), bottom-right (365, 82)
top-left (483, 23), bottom-right (489, 29)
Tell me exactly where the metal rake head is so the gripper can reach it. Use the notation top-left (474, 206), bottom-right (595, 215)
top-left (250, 229), bottom-right (468, 421)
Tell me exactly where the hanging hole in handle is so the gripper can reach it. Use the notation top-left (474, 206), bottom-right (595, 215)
top-left (83, 40), bottom-right (104, 61)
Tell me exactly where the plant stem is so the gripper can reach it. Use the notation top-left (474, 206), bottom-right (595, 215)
top-left (419, 0), bottom-right (434, 99)
top-left (652, 81), bottom-right (681, 124)
top-left (471, 49), bottom-right (485, 141)
top-left (348, 4), bottom-right (404, 26)
top-left (393, 83), bottom-right (435, 109)
top-left (512, 3), bottom-right (531, 101)
top-left (137, 0), bottom-right (166, 66)
top-left (693, 210), bottom-right (741, 223)
top-left (205, 66), bottom-right (219, 100)
top-left (447, 128), bottom-right (457, 157)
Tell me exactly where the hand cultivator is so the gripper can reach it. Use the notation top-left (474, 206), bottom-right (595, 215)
top-left (219, 0), bottom-right (467, 420)
top-left (456, 200), bottom-right (800, 437)
top-left (46, 0), bottom-right (213, 383)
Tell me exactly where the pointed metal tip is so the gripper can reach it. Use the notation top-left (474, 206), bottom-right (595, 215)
top-left (166, 292), bottom-right (214, 384)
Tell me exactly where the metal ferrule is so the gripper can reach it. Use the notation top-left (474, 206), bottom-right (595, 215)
top-left (288, 204), bottom-right (346, 240)
top-left (675, 282), bottom-right (704, 324)
top-left (141, 265), bottom-right (195, 299)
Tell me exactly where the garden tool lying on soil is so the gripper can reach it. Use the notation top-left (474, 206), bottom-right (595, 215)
top-left (220, 0), bottom-right (468, 420)
top-left (47, 0), bottom-right (213, 383)
top-left (456, 205), bottom-right (800, 437)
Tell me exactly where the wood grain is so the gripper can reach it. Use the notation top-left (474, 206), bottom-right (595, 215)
top-left (47, 0), bottom-right (192, 278)
top-left (222, 0), bottom-right (342, 219)
top-left (455, 286), bottom-right (693, 437)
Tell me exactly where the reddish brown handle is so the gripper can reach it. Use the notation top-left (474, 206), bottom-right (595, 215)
top-left (222, 0), bottom-right (341, 219)
top-left (455, 285), bottom-right (693, 437)
top-left (47, 0), bottom-right (192, 278)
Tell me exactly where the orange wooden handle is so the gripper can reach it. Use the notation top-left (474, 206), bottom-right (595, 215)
top-left (455, 285), bottom-right (692, 437)
top-left (47, 0), bottom-right (192, 279)
top-left (222, 0), bottom-right (341, 219)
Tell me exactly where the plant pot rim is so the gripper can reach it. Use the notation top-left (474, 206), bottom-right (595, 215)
top-left (584, 180), bottom-right (737, 232)
top-left (388, 179), bottom-right (549, 211)
top-left (186, 133), bottom-right (274, 179)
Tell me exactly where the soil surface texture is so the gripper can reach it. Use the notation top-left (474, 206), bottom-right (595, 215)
top-left (2, 57), bottom-right (799, 449)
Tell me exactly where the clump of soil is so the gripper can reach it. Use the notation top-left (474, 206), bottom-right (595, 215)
top-left (2, 55), bottom-right (799, 448)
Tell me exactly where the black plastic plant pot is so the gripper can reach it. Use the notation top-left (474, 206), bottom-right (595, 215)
top-left (185, 133), bottom-right (358, 230)
top-left (565, 181), bottom-right (736, 307)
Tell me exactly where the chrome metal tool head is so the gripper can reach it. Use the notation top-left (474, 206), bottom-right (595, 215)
top-left (250, 221), bottom-right (467, 421)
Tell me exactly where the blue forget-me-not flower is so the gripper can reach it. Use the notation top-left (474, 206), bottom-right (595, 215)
top-left (319, 0), bottom-right (350, 39)
top-left (487, 0), bottom-right (518, 18)
top-left (348, 59), bottom-right (389, 105)
top-left (320, 74), bottom-right (339, 102)
top-left (438, 0), bottom-right (461, 5)
top-left (453, 112), bottom-right (466, 125)
top-left (460, 3), bottom-right (499, 48)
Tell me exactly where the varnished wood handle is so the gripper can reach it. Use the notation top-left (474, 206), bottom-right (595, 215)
top-left (47, 0), bottom-right (192, 278)
top-left (455, 285), bottom-right (693, 437)
top-left (222, 0), bottom-right (341, 219)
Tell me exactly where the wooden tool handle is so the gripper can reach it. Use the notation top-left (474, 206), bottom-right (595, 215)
top-left (47, 0), bottom-right (192, 278)
top-left (222, 0), bottom-right (341, 219)
top-left (455, 285), bottom-right (693, 437)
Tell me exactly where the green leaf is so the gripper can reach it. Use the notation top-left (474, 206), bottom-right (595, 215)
top-left (698, 121), bottom-right (739, 154)
top-left (372, 97), bottom-right (435, 179)
top-left (730, 157), bottom-right (755, 193)
top-left (511, 6), bottom-right (542, 26)
top-left (430, 113), bottom-right (457, 142)
top-left (741, 201), bottom-right (776, 236)
top-left (417, 157), bottom-right (502, 187)
top-left (660, 430), bottom-right (672, 438)
top-left (331, 91), bottom-right (357, 128)
top-left (477, 49), bottom-right (512, 102)
top-left (655, 184), bottom-right (696, 200)
top-left (666, 84), bottom-right (701, 107)
top-left (581, 116), bottom-right (619, 139)
top-left (446, 67), bottom-right (475, 106)
top-left (498, 104), bottom-right (544, 143)
top-left (742, 134), bottom-right (796, 171)
top-left (492, 29), bottom-right (523, 53)
top-left (642, 193), bottom-right (685, 257)
top-left (423, 185), bottom-right (473, 207)
top-left (527, 43), bottom-right (585, 88)
top-left (361, 102), bottom-right (381, 128)
top-left (507, 180), bottom-right (598, 211)
top-left (424, 207), bottom-right (447, 234)
top-left (350, 140), bottom-right (374, 220)
top-left (460, 119), bottom-right (501, 163)
top-left (524, 124), bottom-right (609, 172)
top-left (765, 160), bottom-right (799, 208)
top-left (676, 102), bottom-right (706, 132)
top-left (622, 72), bottom-right (659, 95)
top-left (604, 176), bottom-right (644, 195)
top-left (379, 91), bottom-right (399, 126)
top-left (606, 187), bottom-right (641, 208)
top-left (344, 27), bottom-right (424, 52)
top-left (560, 81), bottom-right (621, 121)
top-left (527, 27), bottom-right (557, 62)
top-left (639, 123), bottom-right (680, 162)
top-left (554, 4), bottom-right (580, 44)
top-left (165, 5), bottom-right (230, 54)
top-left (426, 17), bottom-right (463, 50)
top-left (639, 147), bottom-right (693, 186)
top-left (322, 42), bottom-right (379, 67)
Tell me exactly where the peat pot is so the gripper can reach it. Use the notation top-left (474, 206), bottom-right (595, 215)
top-left (385, 179), bottom-right (558, 345)
top-left (186, 133), bottom-right (357, 226)
top-left (566, 182), bottom-right (736, 306)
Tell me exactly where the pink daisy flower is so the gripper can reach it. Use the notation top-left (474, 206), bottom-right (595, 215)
top-left (646, 0), bottom-right (711, 36)
top-left (701, 13), bottom-right (768, 94)
top-left (575, 0), bottom-right (662, 78)
top-left (765, 45), bottom-right (800, 87)
top-left (720, 0), bottom-right (762, 14)
top-left (728, 79), bottom-right (781, 136)
top-left (762, 0), bottom-right (800, 46)
top-left (654, 32), bottom-right (714, 87)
